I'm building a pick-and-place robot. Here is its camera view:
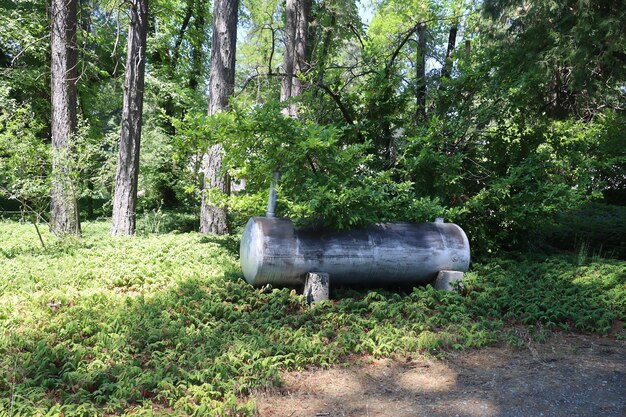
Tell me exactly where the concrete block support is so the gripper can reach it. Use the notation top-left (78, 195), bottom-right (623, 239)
top-left (434, 270), bottom-right (464, 291)
top-left (304, 272), bottom-right (329, 304)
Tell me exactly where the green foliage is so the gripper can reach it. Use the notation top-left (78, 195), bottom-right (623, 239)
top-left (540, 203), bottom-right (626, 260)
top-left (136, 207), bottom-right (199, 234)
top-left (138, 124), bottom-right (187, 210)
top-left (1, 0), bottom-right (213, 221)
top-left (3, 0), bottom-right (623, 259)
top-left (0, 0), bottom-right (50, 120)
top-left (466, 256), bottom-right (626, 333)
top-left (393, 107), bottom-right (624, 255)
top-left (482, 0), bottom-right (626, 117)
top-left (175, 102), bottom-right (455, 229)
top-left (469, 114), bottom-right (624, 253)
top-left (1, 221), bottom-right (624, 416)
top-left (0, 88), bottom-right (49, 215)
top-left (0, 84), bottom-right (113, 225)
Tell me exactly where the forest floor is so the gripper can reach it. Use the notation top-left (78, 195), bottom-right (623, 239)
top-left (256, 332), bottom-right (626, 417)
top-left (1, 220), bottom-right (624, 416)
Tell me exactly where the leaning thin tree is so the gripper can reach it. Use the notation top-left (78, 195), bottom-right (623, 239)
top-left (111, 0), bottom-right (148, 235)
top-left (199, 0), bottom-right (238, 235)
top-left (50, 0), bottom-right (81, 235)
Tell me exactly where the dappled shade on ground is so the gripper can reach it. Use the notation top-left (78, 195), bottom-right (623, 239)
top-left (0, 221), bottom-right (624, 416)
top-left (257, 333), bottom-right (626, 417)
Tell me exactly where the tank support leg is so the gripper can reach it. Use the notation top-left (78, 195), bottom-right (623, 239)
top-left (434, 270), bottom-right (464, 291)
top-left (304, 272), bottom-right (330, 304)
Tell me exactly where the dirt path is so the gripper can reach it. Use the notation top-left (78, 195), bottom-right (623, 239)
top-left (256, 333), bottom-right (626, 417)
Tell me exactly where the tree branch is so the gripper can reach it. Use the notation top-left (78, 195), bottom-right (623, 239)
top-left (172, 0), bottom-right (194, 68)
top-left (265, 25), bottom-right (277, 75)
top-left (315, 81), bottom-right (365, 142)
top-left (384, 11), bottom-right (476, 77)
top-left (10, 34), bottom-right (50, 67)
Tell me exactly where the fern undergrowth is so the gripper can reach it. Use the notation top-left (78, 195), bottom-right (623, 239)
top-left (0, 221), bottom-right (624, 416)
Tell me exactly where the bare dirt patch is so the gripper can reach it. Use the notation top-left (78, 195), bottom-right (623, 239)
top-left (255, 333), bottom-right (626, 417)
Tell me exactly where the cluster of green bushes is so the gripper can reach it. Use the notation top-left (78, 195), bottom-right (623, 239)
top-left (5, 81), bottom-right (624, 258)
top-left (1, 221), bottom-right (624, 416)
top-left (168, 102), bottom-right (626, 257)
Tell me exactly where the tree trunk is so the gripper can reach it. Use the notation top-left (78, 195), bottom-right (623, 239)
top-left (199, 0), bottom-right (238, 234)
top-left (50, 0), bottom-right (81, 236)
top-left (200, 144), bottom-right (230, 233)
top-left (291, 0), bottom-right (312, 99)
top-left (441, 20), bottom-right (458, 79)
top-left (281, 0), bottom-right (311, 116)
top-left (111, 0), bottom-right (148, 236)
top-left (188, 0), bottom-right (207, 91)
top-left (551, 67), bottom-right (571, 119)
top-left (280, 0), bottom-right (296, 105)
top-left (415, 23), bottom-right (427, 124)
top-left (172, 0), bottom-right (194, 69)
top-left (86, 179), bottom-right (94, 218)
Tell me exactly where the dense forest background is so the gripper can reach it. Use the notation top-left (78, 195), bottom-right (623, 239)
top-left (1, 1), bottom-right (626, 415)
top-left (1, 0), bottom-right (625, 254)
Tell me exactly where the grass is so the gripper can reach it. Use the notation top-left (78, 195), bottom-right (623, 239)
top-left (0, 220), bottom-right (625, 416)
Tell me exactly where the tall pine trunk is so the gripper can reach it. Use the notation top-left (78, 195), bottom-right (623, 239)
top-left (280, 0), bottom-right (296, 105)
top-left (188, 0), bottom-right (207, 91)
top-left (111, 0), bottom-right (148, 235)
top-left (441, 20), bottom-right (458, 80)
top-left (280, 0), bottom-right (311, 116)
top-left (291, 0), bottom-right (311, 99)
top-left (199, 0), bottom-right (238, 235)
top-left (50, 0), bottom-right (80, 235)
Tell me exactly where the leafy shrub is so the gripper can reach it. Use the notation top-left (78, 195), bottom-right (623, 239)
top-left (539, 203), bottom-right (626, 260)
top-left (0, 90), bottom-right (49, 217)
top-left (174, 102), bottom-right (453, 230)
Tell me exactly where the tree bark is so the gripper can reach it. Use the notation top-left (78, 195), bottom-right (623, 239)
top-left (280, 0), bottom-right (296, 105)
top-left (188, 0), bottom-right (207, 91)
top-left (200, 144), bottom-right (230, 233)
top-left (111, 0), bottom-right (148, 236)
top-left (551, 67), bottom-right (571, 119)
top-left (441, 20), bottom-right (458, 79)
top-left (50, 0), bottom-right (81, 236)
top-left (291, 0), bottom-right (312, 99)
top-left (172, 0), bottom-right (194, 69)
top-left (199, 0), bottom-right (238, 234)
top-left (281, 0), bottom-right (311, 116)
top-left (415, 23), bottom-right (427, 124)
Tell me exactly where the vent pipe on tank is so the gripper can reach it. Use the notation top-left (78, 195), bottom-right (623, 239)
top-left (266, 170), bottom-right (281, 218)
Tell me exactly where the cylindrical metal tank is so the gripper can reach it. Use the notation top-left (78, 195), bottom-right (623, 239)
top-left (240, 217), bottom-right (470, 286)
